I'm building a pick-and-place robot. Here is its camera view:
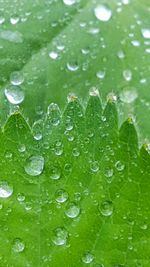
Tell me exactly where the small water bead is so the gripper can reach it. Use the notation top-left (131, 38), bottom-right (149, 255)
top-left (32, 120), bottom-right (43, 141)
top-left (67, 62), bottom-right (79, 72)
top-left (10, 16), bottom-right (20, 25)
top-left (115, 161), bottom-right (125, 172)
top-left (123, 69), bottom-right (132, 81)
top-left (65, 202), bottom-right (80, 218)
top-left (50, 166), bottom-right (61, 180)
top-left (119, 88), bottom-right (138, 103)
top-left (0, 181), bottom-right (13, 198)
top-left (72, 147), bottom-right (80, 157)
top-left (55, 189), bottom-right (68, 203)
top-left (47, 103), bottom-right (61, 126)
top-left (4, 85), bottom-right (24, 104)
top-left (24, 155), bottom-right (44, 176)
top-left (131, 40), bottom-right (140, 47)
top-left (17, 193), bottom-right (25, 202)
top-left (18, 144), bottom-right (26, 153)
top-left (63, 0), bottom-right (76, 5)
top-left (0, 16), bottom-right (5, 24)
top-left (100, 200), bottom-right (113, 217)
top-left (117, 50), bottom-right (125, 59)
top-left (52, 227), bottom-right (68, 246)
top-left (64, 163), bottom-right (72, 174)
top-left (12, 238), bottom-right (25, 253)
top-left (89, 87), bottom-right (99, 97)
top-left (82, 251), bottom-right (94, 264)
top-left (10, 71), bottom-right (24, 86)
top-left (90, 161), bottom-right (99, 173)
top-left (96, 70), bottom-right (105, 79)
top-left (67, 92), bottom-right (78, 103)
top-left (141, 28), bottom-right (150, 39)
top-left (48, 51), bottom-right (58, 60)
top-left (104, 168), bottom-right (114, 183)
top-left (94, 5), bottom-right (112, 22)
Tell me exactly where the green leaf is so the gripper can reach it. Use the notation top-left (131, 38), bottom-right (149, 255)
top-left (0, 96), bottom-right (150, 267)
top-left (0, 0), bottom-right (149, 140)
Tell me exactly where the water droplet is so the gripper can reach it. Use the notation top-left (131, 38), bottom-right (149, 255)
top-left (47, 103), bottom-right (60, 126)
top-left (100, 200), bottom-right (113, 216)
top-left (72, 147), bottom-right (80, 157)
top-left (50, 166), bottom-right (61, 180)
top-left (48, 51), bottom-right (58, 60)
top-left (90, 161), bottom-right (99, 173)
top-left (52, 227), bottom-right (68, 246)
top-left (63, 0), bottom-right (76, 6)
top-left (0, 16), bottom-right (5, 24)
top-left (10, 16), bottom-right (20, 25)
top-left (24, 155), bottom-right (44, 176)
top-left (141, 28), bottom-right (150, 39)
top-left (55, 189), bottom-right (68, 203)
top-left (96, 70), bottom-right (105, 79)
top-left (4, 85), bottom-right (24, 104)
top-left (89, 87), bottom-right (99, 97)
top-left (10, 71), bottom-right (24, 86)
top-left (67, 93), bottom-right (78, 103)
top-left (0, 181), bottom-right (13, 198)
top-left (65, 203), bottom-right (80, 218)
top-left (12, 238), bottom-right (25, 253)
top-left (104, 168), bottom-right (114, 182)
top-left (82, 251), bottom-right (94, 264)
top-left (94, 5), bottom-right (112, 22)
top-left (18, 144), bottom-right (26, 153)
top-left (123, 69), bottom-right (132, 81)
top-left (119, 88), bottom-right (138, 103)
top-left (115, 161), bottom-right (125, 172)
top-left (117, 50), bottom-right (125, 59)
top-left (32, 120), bottom-right (43, 141)
top-left (67, 62), bottom-right (79, 72)
top-left (131, 40), bottom-right (140, 47)
top-left (17, 193), bottom-right (25, 202)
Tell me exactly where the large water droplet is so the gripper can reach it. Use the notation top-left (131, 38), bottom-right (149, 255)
top-left (119, 88), bottom-right (138, 103)
top-left (100, 200), bottom-right (113, 216)
top-left (12, 238), bottom-right (25, 253)
top-left (67, 62), bottom-right (79, 72)
top-left (82, 251), bottom-right (94, 264)
top-left (52, 227), bottom-right (68, 246)
top-left (94, 5), bottom-right (112, 22)
top-left (24, 155), bottom-right (44, 176)
top-left (141, 28), bottom-right (150, 39)
top-left (55, 189), bottom-right (68, 203)
top-left (65, 203), bottom-right (80, 218)
top-left (4, 85), bottom-right (24, 104)
top-left (0, 181), bottom-right (13, 198)
top-left (10, 71), bottom-right (24, 86)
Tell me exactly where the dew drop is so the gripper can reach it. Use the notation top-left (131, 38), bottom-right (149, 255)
top-left (117, 50), bottom-right (125, 59)
top-left (17, 193), bottom-right (25, 202)
top-left (24, 155), bottom-right (44, 176)
top-left (123, 69), bottom-right (132, 81)
top-left (94, 5), bottom-right (112, 22)
top-left (32, 120), bottom-right (43, 141)
top-left (10, 71), bottom-right (24, 86)
top-left (12, 238), bottom-right (25, 253)
top-left (141, 28), bottom-right (150, 39)
top-left (115, 161), bottom-right (125, 172)
top-left (52, 227), bottom-right (68, 246)
top-left (89, 87), bottom-right (99, 97)
top-left (0, 181), bottom-right (13, 198)
top-left (96, 70), bottom-right (105, 79)
top-left (0, 16), bottom-right (5, 24)
top-left (90, 161), bottom-right (99, 173)
top-left (65, 203), bottom-right (80, 218)
top-left (119, 88), bottom-right (138, 103)
top-left (47, 103), bottom-right (61, 126)
top-left (82, 251), bottom-right (94, 264)
top-left (55, 189), bottom-right (68, 203)
top-left (100, 200), bottom-right (113, 217)
top-left (50, 166), bottom-right (61, 180)
top-left (48, 51), bottom-right (58, 60)
top-left (63, 0), bottom-right (76, 6)
top-left (0, 30), bottom-right (23, 43)
top-left (4, 85), bottom-right (24, 104)
top-left (67, 62), bottom-right (79, 72)
top-left (10, 16), bottom-right (20, 25)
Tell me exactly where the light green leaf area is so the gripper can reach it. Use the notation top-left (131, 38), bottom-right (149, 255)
top-left (0, 0), bottom-right (149, 139)
top-left (0, 94), bottom-right (150, 267)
